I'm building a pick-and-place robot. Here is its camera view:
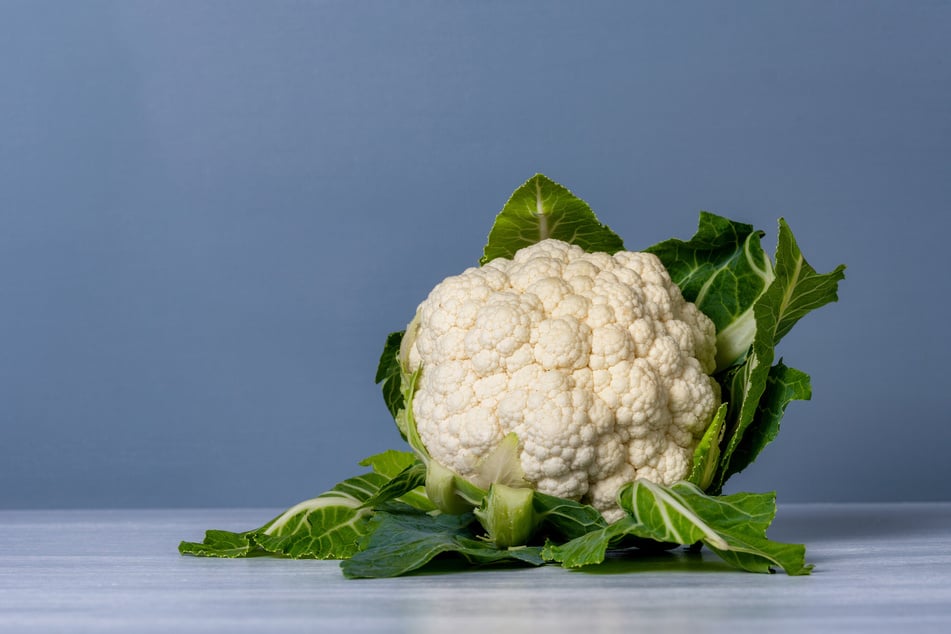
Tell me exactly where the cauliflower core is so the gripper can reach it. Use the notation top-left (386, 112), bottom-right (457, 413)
top-left (404, 239), bottom-right (720, 521)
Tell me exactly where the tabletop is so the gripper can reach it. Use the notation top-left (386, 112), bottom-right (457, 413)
top-left (2, 503), bottom-right (950, 633)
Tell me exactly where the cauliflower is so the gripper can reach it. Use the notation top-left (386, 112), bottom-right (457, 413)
top-left (402, 238), bottom-right (720, 521)
top-left (181, 175), bottom-right (839, 576)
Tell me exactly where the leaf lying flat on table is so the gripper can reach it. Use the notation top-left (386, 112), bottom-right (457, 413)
top-left (341, 509), bottom-right (545, 579)
top-left (543, 480), bottom-right (812, 576)
top-left (341, 491), bottom-right (606, 578)
top-left (179, 471), bottom-right (386, 559)
top-left (179, 451), bottom-right (434, 559)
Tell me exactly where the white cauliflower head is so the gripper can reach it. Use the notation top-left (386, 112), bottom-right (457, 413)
top-left (403, 239), bottom-right (720, 521)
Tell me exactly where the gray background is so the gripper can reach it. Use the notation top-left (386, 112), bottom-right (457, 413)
top-left (1, 0), bottom-right (948, 509)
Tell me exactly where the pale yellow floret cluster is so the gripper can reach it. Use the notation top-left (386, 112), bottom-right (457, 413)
top-left (405, 239), bottom-right (719, 521)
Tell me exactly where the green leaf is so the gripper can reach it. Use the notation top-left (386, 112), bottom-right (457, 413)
top-left (625, 481), bottom-right (811, 575)
top-left (722, 361), bottom-right (811, 481)
top-left (179, 472), bottom-right (388, 560)
top-left (767, 219), bottom-right (848, 346)
top-left (532, 492), bottom-right (607, 541)
top-left (688, 403), bottom-right (727, 490)
top-left (480, 174), bottom-right (624, 265)
top-left (544, 480), bottom-right (812, 576)
top-left (178, 529), bottom-right (260, 558)
top-left (712, 220), bottom-right (845, 491)
top-left (645, 212), bottom-right (774, 371)
top-left (399, 367), bottom-right (428, 461)
top-left (252, 496), bottom-right (374, 559)
top-left (360, 461), bottom-right (436, 512)
top-left (375, 331), bottom-right (405, 421)
top-left (622, 481), bottom-right (775, 537)
top-left (541, 519), bottom-right (633, 568)
top-left (340, 510), bottom-right (545, 578)
top-left (358, 449), bottom-right (418, 479)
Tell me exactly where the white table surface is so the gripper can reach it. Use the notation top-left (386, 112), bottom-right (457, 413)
top-left (2, 504), bottom-right (950, 633)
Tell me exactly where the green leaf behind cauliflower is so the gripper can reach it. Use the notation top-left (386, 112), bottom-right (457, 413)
top-left (481, 173), bottom-right (625, 265)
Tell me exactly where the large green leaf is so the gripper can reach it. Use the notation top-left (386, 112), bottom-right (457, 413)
top-left (646, 214), bottom-right (843, 493)
top-left (480, 174), bottom-right (624, 265)
top-left (763, 219), bottom-right (847, 347)
top-left (341, 510), bottom-right (545, 578)
top-left (712, 220), bottom-right (845, 490)
top-left (543, 480), bottom-right (812, 576)
top-left (645, 212), bottom-right (774, 371)
top-left (179, 472), bottom-right (387, 560)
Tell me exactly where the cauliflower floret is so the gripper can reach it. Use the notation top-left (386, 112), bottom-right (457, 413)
top-left (405, 239), bottom-right (720, 520)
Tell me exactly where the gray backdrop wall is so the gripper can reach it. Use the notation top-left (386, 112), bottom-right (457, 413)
top-left (2, 0), bottom-right (949, 509)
